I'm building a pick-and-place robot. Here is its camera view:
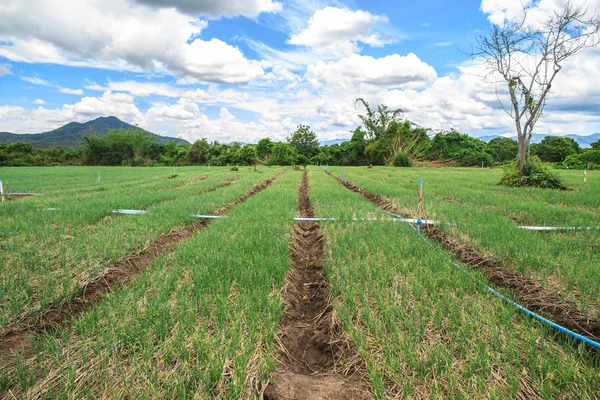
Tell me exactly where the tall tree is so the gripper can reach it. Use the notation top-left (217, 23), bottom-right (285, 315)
top-left (287, 124), bottom-right (319, 158)
top-left (472, 2), bottom-right (600, 177)
top-left (355, 98), bottom-right (403, 141)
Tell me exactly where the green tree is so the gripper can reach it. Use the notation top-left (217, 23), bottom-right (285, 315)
top-left (287, 124), bottom-right (319, 158)
top-left (535, 136), bottom-right (580, 163)
top-left (430, 131), bottom-right (492, 167)
top-left (188, 139), bottom-right (211, 164)
top-left (256, 138), bottom-right (274, 160)
top-left (267, 142), bottom-right (297, 166)
top-left (355, 98), bottom-right (403, 141)
top-left (488, 137), bottom-right (518, 163)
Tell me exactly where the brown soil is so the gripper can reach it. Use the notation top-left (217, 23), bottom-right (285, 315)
top-left (335, 174), bottom-right (600, 346)
top-left (263, 171), bottom-right (371, 400)
top-left (160, 175), bottom-right (208, 191)
top-left (0, 172), bottom-right (284, 364)
top-left (167, 174), bottom-right (179, 179)
top-left (7, 194), bottom-right (33, 200)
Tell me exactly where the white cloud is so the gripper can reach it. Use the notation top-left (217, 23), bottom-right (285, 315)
top-left (133, 0), bottom-right (282, 18)
top-left (0, 0), bottom-right (263, 83)
top-left (60, 88), bottom-right (84, 95)
top-left (21, 76), bottom-right (53, 86)
top-left (480, 0), bottom-right (600, 27)
top-left (33, 99), bottom-right (45, 104)
top-left (306, 53), bottom-right (437, 89)
top-left (434, 41), bottom-right (454, 47)
top-left (0, 63), bottom-right (11, 76)
top-left (288, 7), bottom-right (393, 48)
top-left (0, 91), bottom-right (143, 133)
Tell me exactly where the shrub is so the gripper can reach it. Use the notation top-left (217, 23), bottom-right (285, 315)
top-left (563, 150), bottom-right (600, 169)
top-left (393, 152), bottom-right (412, 167)
top-left (458, 148), bottom-right (493, 167)
top-left (499, 156), bottom-right (565, 189)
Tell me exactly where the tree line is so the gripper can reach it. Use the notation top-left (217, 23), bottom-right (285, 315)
top-left (1, 119), bottom-right (598, 170)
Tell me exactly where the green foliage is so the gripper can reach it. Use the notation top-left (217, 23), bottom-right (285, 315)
top-left (488, 137), bottom-right (518, 163)
top-left (563, 149), bottom-right (600, 169)
top-left (287, 124), bottom-right (319, 158)
top-left (256, 138), bottom-right (273, 160)
top-left (392, 152), bottom-right (412, 167)
top-left (0, 142), bottom-right (81, 166)
top-left (534, 136), bottom-right (580, 163)
top-left (430, 131), bottom-right (492, 166)
top-left (355, 98), bottom-right (403, 141)
top-left (499, 156), bottom-right (565, 189)
top-left (267, 142), bottom-right (297, 166)
top-left (82, 128), bottom-right (155, 166)
top-left (591, 139), bottom-right (600, 150)
top-left (188, 139), bottom-right (211, 164)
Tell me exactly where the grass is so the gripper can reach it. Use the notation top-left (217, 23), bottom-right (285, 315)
top-left (309, 167), bottom-right (600, 398)
top-left (1, 165), bottom-right (599, 398)
top-left (0, 170), bottom-right (301, 398)
top-left (328, 166), bottom-right (600, 319)
top-left (0, 166), bottom-right (286, 329)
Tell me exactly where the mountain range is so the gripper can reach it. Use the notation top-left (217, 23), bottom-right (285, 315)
top-left (0, 116), bottom-right (189, 149)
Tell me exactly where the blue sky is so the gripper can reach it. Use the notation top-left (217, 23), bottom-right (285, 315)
top-left (0, 0), bottom-right (599, 143)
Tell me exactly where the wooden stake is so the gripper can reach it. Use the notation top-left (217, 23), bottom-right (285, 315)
top-left (413, 178), bottom-right (429, 231)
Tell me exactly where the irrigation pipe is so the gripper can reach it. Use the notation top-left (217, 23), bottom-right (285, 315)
top-left (111, 209), bottom-right (148, 215)
top-left (516, 225), bottom-right (600, 231)
top-left (328, 170), bottom-right (600, 348)
top-left (294, 217), bottom-right (438, 224)
top-left (409, 224), bottom-right (600, 350)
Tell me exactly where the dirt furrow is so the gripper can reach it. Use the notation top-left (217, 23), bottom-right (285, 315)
top-left (0, 172), bottom-right (284, 364)
top-left (335, 174), bottom-right (600, 346)
top-left (264, 171), bottom-right (370, 400)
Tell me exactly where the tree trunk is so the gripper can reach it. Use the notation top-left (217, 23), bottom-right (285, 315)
top-left (517, 133), bottom-right (527, 176)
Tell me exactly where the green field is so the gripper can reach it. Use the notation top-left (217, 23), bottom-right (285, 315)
top-left (0, 166), bottom-right (599, 398)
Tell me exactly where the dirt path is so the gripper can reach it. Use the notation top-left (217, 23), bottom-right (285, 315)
top-left (264, 171), bottom-right (371, 400)
top-left (335, 174), bottom-right (600, 346)
top-left (0, 172), bottom-right (284, 364)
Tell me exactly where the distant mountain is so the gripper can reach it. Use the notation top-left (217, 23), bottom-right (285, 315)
top-left (476, 133), bottom-right (600, 148)
top-left (0, 116), bottom-right (189, 149)
top-left (320, 138), bottom-right (350, 146)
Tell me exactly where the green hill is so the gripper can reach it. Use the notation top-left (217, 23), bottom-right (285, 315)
top-left (0, 116), bottom-right (189, 149)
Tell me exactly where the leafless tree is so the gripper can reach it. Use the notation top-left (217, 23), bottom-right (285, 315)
top-left (473, 1), bottom-right (600, 176)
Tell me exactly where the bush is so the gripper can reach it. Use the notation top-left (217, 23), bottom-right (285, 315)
top-left (499, 156), bottom-right (565, 189)
top-left (458, 149), bottom-right (493, 167)
top-left (563, 150), bottom-right (600, 169)
top-left (393, 152), bottom-right (412, 167)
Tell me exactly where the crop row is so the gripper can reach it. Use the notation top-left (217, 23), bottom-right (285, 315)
top-left (0, 171), bottom-right (301, 398)
top-left (0, 167), bottom-right (286, 329)
top-left (330, 167), bottom-right (600, 319)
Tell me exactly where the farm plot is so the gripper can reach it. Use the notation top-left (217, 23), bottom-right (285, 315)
top-left (0, 167), bottom-right (286, 331)
top-left (329, 167), bottom-right (600, 324)
top-left (309, 168), bottom-right (600, 398)
top-left (0, 170), bottom-right (301, 398)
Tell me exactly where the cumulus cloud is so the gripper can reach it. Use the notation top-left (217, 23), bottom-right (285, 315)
top-left (480, 0), bottom-right (600, 27)
top-left (33, 99), bottom-right (45, 104)
top-left (306, 53), bottom-right (437, 89)
top-left (0, 0), bottom-right (263, 83)
top-left (133, 0), bottom-right (282, 18)
top-left (288, 7), bottom-right (393, 48)
top-left (0, 91), bottom-right (143, 133)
